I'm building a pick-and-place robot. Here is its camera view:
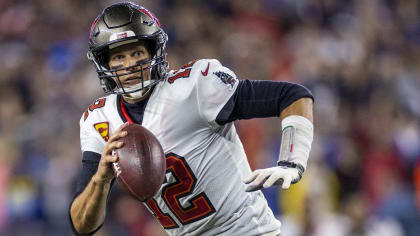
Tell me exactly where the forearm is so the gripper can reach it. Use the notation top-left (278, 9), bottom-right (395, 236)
top-left (278, 97), bottom-right (314, 170)
top-left (280, 97), bottom-right (313, 122)
top-left (70, 173), bottom-right (112, 234)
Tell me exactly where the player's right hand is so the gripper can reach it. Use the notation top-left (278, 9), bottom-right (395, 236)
top-left (95, 122), bottom-right (130, 183)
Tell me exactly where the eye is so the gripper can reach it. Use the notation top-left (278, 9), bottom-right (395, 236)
top-left (133, 50), bottom-right (144, 57)
top-left (111, 54), bottom-right (124, 61)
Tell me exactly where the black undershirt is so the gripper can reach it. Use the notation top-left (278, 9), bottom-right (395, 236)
top-left (215, 79), bottom-right (313, 125)
top-left (69, 79), bottom-right (313, 235)
top-left (121, 95), bottom-right (150, 124)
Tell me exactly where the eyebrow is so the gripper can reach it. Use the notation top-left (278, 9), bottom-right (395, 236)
top-left (132, 48), bottom-right (146, 53)
top-left (111, 48), bottom-right (145, 59)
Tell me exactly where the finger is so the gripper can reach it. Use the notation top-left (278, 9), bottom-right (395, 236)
top-left (245, 172), bottom-right (270, 191)
top-left (245, 184), bottom-right (260, 192)
top-left (107, 140), bottom-right (124, 152)
top-left (101, 154), bottom-right (118, 165)
top-left (119, 121), bottom-right (130, 129)
top-left (109, 154), bottom-right (118, 163)
top-left (114, 121), bottom-right (130, 134)
top-left (110, 149), bottom-right (119, 162)
top-left (101, 149), bottom-right (119, 164)
top-left (245, 175), bottom-right (269, 192)
top-left (281, 176), bottom-right (292, 189)
top-left (243, 171), bottom-right (260, 184)
top-left (263, 172), bottom-right (282, 188)
top-left (108, 122), bottom-right (130, 142)
top-left (108, 129), bottom-right (128, 143)
top-left (252, 171), bottom-right (270, 186)
top-left (103, 141), bottom-right (124, 155)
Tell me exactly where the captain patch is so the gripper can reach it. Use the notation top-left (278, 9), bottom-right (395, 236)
top-left (94, 122), bottom-right (110, 141)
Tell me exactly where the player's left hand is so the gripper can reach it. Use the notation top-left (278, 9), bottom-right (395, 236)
top-left (244, 166), bottom-right (301, 192)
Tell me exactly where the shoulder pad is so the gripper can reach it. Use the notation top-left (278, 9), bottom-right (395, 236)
top-left (81, 96), bottom-right (109, 122)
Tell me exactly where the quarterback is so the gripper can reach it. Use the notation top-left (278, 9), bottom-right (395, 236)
top-left (69, 2), bottom-right (314, 236)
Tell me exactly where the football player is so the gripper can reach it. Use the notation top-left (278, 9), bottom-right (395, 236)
top-left (69, 2), bottom-right (314, 236)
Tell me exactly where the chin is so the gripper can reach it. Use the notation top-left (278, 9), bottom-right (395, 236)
top-left (122, 88), bottom-right (150, 102)
top-left (119, 79), bottom-right (153, 100)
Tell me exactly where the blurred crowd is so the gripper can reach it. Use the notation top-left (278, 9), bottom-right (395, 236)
top-left (1, 0), bottom-right (419, 235)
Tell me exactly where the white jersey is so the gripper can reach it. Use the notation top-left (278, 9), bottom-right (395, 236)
top-left (80, 59), bottom-right (281, 236)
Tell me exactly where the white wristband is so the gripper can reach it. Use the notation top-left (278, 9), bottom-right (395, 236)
top-left (278, 115), bottom-right (313, 170)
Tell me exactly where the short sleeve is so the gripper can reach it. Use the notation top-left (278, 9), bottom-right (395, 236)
top-left (195, 59), bottom-right (239, 126)
top-left (79, 115), bottom-right (106, 154)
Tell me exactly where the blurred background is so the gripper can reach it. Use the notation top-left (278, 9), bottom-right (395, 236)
top-left (1, 0), bottom-right (420, 235)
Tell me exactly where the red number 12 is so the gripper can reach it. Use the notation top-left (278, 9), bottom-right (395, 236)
top-left (146, 153), bottom-right (216, 229)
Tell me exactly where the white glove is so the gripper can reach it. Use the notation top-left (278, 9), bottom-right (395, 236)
top-left (243, 166), bottom-right (301, 192)
top-left (244, 115), bottom-right (312, 192)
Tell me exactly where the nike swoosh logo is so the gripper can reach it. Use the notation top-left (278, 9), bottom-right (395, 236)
top-left (201, 62), bottom-right (210, 76)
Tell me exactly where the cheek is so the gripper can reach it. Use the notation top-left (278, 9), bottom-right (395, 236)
top-left (109, 62), bottom-right (122, 70)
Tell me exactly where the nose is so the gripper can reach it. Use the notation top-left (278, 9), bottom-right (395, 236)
top-left (126, 56), bottom-right (138, 70)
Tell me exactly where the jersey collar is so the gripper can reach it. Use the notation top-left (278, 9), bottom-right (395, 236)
top-left (117, 95), bottom-right (134, 124)
top-left (116, 85), bottom-right (157, 125)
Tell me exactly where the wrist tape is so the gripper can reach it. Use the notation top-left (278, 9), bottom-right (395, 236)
top-left (277, 115), bottom-right (313, 171)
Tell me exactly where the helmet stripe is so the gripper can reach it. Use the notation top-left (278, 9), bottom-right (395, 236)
top-left (137, 6), bottom-right (161, 27)
top-left (89, 17), bottom-right (100, 41)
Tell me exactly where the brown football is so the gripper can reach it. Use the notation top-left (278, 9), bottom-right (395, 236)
top-left (112, 124), bottom-right (166, 202)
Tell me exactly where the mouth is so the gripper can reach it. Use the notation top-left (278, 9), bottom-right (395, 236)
top-left (122, 76), bottom-right (141, 86)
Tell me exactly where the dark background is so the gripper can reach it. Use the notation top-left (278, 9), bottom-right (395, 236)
top-left (1, 0), bottom-right (420, 235)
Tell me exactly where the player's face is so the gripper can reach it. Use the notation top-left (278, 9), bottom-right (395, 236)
top-left (108, 42), bottom-right (151, 87)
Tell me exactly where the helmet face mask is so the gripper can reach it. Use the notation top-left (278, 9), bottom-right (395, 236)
top-left (87, 2), bottom-right (168, 97)
top-left (97, 55), bottom-right (163, 97)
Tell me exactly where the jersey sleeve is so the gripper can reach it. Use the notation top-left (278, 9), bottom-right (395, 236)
top-left (215, 80), bottom-right (314, 125)
top-left (195, 59), bottom-right (239, 126)
top-left (79, 114), bottom-right (106, 154)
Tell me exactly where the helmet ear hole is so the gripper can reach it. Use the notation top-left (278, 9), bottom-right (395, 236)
top-left (144, 40), bottom-right (156, 57)
top-left (151, 67), bottom-right (159, 80)
top-left (97, 50), bottom-right (111, 70)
